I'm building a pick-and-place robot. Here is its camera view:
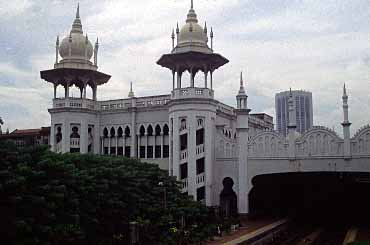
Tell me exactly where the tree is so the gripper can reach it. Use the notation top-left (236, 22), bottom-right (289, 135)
top-left (0, 117), bottom-right (3, 134)
top-left (0, 144), bottom-right (217, 244)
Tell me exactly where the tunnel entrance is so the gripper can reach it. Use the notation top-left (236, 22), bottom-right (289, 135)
top-left (249, 172), bottom-right (370, 224)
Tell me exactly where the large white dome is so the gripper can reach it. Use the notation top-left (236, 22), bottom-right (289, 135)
top-left (59, 33), bottom-right (93, 60)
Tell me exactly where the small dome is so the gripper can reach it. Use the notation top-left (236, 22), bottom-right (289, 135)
top-left (178, 22), bottom-right (207, 45)
top-left (59, 33), bottom-right (93, 60)
top-left (58, 4), bottom-right (93, 61)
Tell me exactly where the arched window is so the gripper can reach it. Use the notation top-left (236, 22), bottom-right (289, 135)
top-left (110, 127), bottom-right (115, 138)
top-left (180, 119), bottom-right (186, 130)
top-left (103, 128), bottom-right (108, 138)
top-left (117, 127), bottom-right (123, 137)
top-left (139, 125), bottom-right (145, 136)
top-left (147, 125), bottom-right (153, 136)
top-left (163, 124), bottom-right (169, 136)
top-left (56, 126), bottom-right (62, 143)
top-left (70, 126), bottom-right (80, 138)
top-left (125, 126), bottom-right (131, 137)
top-left (197, 118), bottom-right (203, 127)
top-left (155, 125), bottom-right (161, 136)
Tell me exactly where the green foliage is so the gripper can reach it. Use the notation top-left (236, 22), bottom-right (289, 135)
top-left (0, 144), bottom-right (217, 244)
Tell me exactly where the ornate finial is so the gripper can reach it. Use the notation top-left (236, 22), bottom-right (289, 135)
top-left (95, 37), bottom-right (99, 46)
top-left (343, 83), bottom-right (347, 96)
top-left (71, 3), bottom-right (83, 34)
top-left (128, 82), bottom-right (135, 98)
top-left (240, 71), bottom-right (243, 87)
top-left (85, 34), bottom-right (88, 43)
top-left (204, 21), bottom-right (207, 33)
top-left (289, 87), bottom-right (292, 96)
top-left (176, 22), bottom-right (179, 34)
top-left (76, 3), bottom-right (80, 18)
top-left (210, 27), bottom-right (213, 38)
top-left (56, 35), bottom-right (59, 45)
top-left (171, 28), bottom-right (175, 39)
top-left (191, 0), bottom-right (194, 9)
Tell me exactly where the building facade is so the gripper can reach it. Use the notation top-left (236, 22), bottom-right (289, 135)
top-left (40, 3), bottom-right (273, 212)
top-left (40, 2), bottom-right (370, 216)
top-left (0, 127), bottom-right (50, 148)
top-left (275, 90), bottom-right (313, 136)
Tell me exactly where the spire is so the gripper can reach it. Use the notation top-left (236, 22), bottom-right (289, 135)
top-left (240, 71), bottom-right (243, 87)
top-left (343, 83), bottom-right (348, 99)
top-left (171, 28), bottom-right (175, 49)
top-left (128, 82), bottom-right (135, 98)
top-left (210, 27), bottom-right (214, 49)
top-left (186, 0), bottom-right (198, 23)
top-left (71, 3), bottom-right (83, 34)
top-left (76, 3), bottom-right (80, 19)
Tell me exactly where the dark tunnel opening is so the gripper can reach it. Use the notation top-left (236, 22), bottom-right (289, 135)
top-left (249, 172), bottom-right (370, 225)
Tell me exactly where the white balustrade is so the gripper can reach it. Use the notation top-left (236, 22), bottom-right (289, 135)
top-left (181, 178), bottom-right (188, 192)
top-left (196, 173), bottom-right (205, 187)
top-left (180, 149), bottom-right (188, 161)
top-left (70, 138), bottom-right (80, 148)
top-left (196, 144), bottom-right (204, 155)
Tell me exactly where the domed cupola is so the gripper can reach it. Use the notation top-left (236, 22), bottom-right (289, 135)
top-left (56, 4), bottom-right (97, 70)
top-left (173, 0), bottom-right (211, 54)
top-left (157, 0), bottom-right (228, 92)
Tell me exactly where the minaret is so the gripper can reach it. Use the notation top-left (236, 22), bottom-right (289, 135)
top-left (235, 71), bottom-right (251, 215)
top-left (94, 37), bottom-right (99, 66)
top-left (236, 71), bottom-right (247, 109)
top-left (128, 82), bottom-right (135, 98)
top-left (342, 83), bottom-right (351, 159)
top-left (41, 4), bottom-right (111, 155)
top-left (55, 36), bottom-right (59, 64)
top-left (157, 1), bottom-right (228, 206)
top-left (287, 88), bottom-right (297, 159)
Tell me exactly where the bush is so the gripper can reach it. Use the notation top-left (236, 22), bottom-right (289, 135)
top-left (0, 144), bottom-right (217, 244)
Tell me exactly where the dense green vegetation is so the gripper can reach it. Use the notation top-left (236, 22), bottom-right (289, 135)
top-left (0, 141), bottom-right (218, 244)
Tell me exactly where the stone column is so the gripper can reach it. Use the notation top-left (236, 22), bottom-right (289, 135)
top-left (172, 115), bottom-right (180, 179)
top-left (153, 135), bottom-right (156, 159)
top-left (204, 70), bottom-right (208, 88)
top-left (172, 70), bottom-right (176, 90)
top-left (53, 84), bottom-right (57, 99)
top-left (115, 136), bottom-right (118, 156)
top-left (80, 121), bottom-right (88, 154)
top-left (144, 133), bottom-right (148, 159)
top-left (50, 124), bottom-right (55, 152)
top-left (161, 132), bottom-right (164, 158)
top-left (204, 115), bottom-right (215, 206)
top-left (188, 114), bottom-right (197, 200)
top-left (130, 106), bottom-right (137, 157)
top-left (137, 135), bottom-right (141, 158)
top-left (236, 109), bottom-right (250, 214)
top-left (210, 71), bottom-right (213, 90)
top-left (62, 120), bottom-right (71, 153)
top-left (108, 137), bottom-right (111, 155)
top-left (177, 70), bottom-right (182, 89)
top-left (101, 137), bottom-right (104, 154)
top-left (123, 136), bottom-right (126, 157)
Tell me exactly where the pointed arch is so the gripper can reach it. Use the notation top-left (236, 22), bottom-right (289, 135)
top-left (155, 124), bottom-right (161, 136)
top-left (117, 127), bottom-right (123, 137)
top-left (139, 125), bottom-right (145, 136)
top-left (124, 126), bottom-right (131, 137)
top-left (103, 127), bottom-right (108, 138)
top-left (163, 124), bottom-right (169, 136)
top-left (147, 125), bottom-right (154, 136)
top-left (110, 127), bottom-right (116, 138)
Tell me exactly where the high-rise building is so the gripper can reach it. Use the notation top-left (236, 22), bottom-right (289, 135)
top-left (275, 90), bottom-right (313, 136)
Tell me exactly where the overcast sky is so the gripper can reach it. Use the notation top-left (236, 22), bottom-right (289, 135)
top-left (0, 0), bottom-right (370, 135)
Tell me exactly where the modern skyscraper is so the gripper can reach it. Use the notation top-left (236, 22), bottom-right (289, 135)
top-left (275, 90), bottom-right (313, 136)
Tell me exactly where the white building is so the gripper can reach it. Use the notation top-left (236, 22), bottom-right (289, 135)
top-left (275, 90), bottom-right (313, 136)
top-left (41, 2), bottom-right (370, 217)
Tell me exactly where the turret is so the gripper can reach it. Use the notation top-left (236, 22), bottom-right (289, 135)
top-left (236, 71), bottom-right (248, 109)
top-left (342, 83), bottom-right (351, 159)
